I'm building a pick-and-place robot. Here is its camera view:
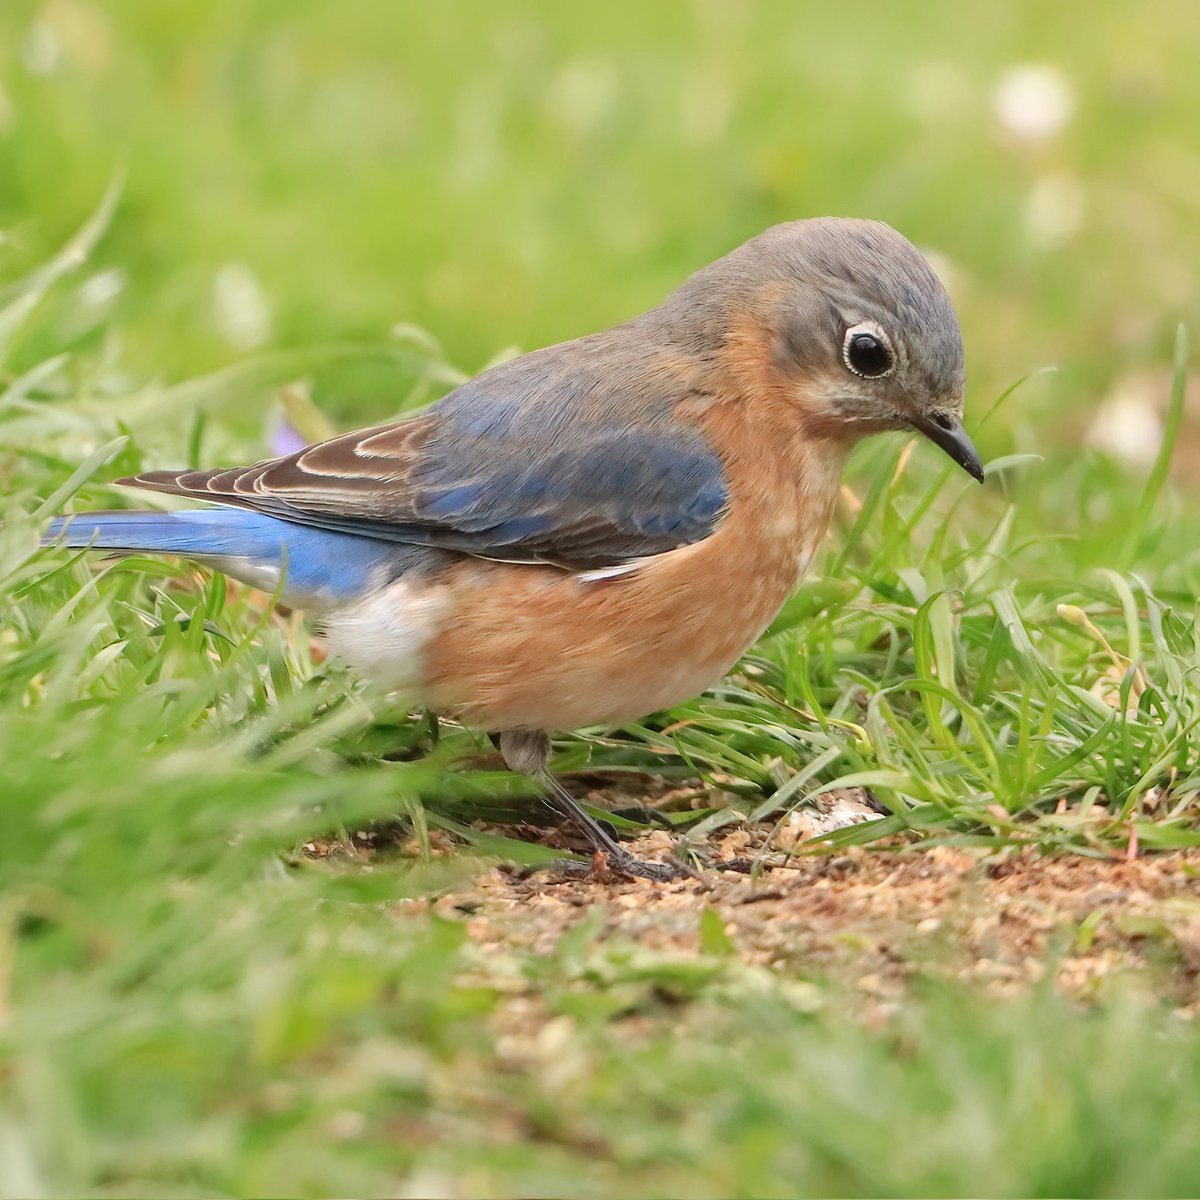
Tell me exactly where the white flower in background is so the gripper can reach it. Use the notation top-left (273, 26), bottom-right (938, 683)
top-left (78, 268), bottom-right (126, 311)
top-left (213, 262), bottom-right (272, 350)
top-left (22, 20), bottom-right (60, 76)
top-left (1086, 376), bottom-right (1163, 470)
top-left (550, 60), bottom-right (617, 138)
top-left (993, 64), bottom-right (1074, 142)
top-left (1026, 173), bottom-right (1085, 246)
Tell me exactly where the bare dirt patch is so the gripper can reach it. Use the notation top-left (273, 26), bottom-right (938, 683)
top-left (426, 838), bottom-right (1200, 1010)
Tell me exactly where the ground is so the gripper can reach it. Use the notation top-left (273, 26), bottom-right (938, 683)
top-left (313, 817), bottom-right (1200, 1014)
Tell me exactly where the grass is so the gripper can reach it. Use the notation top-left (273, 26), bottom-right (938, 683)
top-left (3, 3), bottom-right (1200, 1196)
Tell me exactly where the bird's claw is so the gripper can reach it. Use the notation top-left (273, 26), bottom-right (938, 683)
top-left (553, 849), bottom-right (694, 883)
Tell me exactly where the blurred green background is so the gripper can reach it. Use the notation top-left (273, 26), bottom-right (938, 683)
top-left (3, 0), bottom-right (1199, 440)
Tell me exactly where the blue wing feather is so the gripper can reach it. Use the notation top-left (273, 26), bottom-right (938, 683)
top-left (119, 329), bottom-right (729, 569)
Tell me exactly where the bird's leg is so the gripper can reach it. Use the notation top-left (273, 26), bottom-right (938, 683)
top-left (497, 730), bottom-right (689, 882)
top-left (497, 730), bottom-right (627, 858)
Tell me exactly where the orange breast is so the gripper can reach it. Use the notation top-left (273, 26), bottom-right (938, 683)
top-left (419, 396), bottom-right (851, 733)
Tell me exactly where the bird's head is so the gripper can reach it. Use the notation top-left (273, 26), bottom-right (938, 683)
top-left (669, 218), bottom-right (982, 482)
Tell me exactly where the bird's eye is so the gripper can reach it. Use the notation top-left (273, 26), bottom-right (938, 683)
top-left (843, 325), bottom-right (894, 379)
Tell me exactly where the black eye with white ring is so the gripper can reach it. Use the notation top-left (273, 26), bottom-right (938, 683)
top-left (843, 325), bottom-right (894, 379)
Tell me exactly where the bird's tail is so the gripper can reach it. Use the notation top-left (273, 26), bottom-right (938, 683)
top-left (42, 507), bottom-right (408, 606)
top-left (44, 508), bottom-right (271, 556)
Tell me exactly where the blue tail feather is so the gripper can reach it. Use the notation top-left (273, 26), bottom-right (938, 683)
top-left (43, 508), bottom-right (421, 606)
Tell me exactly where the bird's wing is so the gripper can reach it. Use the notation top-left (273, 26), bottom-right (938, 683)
top-left (118, 353), bottom-right (728, 571)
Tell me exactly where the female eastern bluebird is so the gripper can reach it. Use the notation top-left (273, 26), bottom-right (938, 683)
top-left (47, 218), bottom-right (981, 881)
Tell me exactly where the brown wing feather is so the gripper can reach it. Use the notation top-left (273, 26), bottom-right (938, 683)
top-left (120, 418), bottom-right (435, 520)
top-left (116, 339), bottom-right (729, 569)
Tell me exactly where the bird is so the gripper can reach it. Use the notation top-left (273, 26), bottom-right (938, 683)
top-left (45, 218), bottom-right (982, 881)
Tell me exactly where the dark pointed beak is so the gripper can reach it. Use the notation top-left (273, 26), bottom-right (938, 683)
top-left (910, 412), bottom-right (985, 483)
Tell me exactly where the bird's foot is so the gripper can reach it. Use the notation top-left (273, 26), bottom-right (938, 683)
top-left (607, 849), bottom-right (698, 883)
top-left (494, 737), bottom-right (698, 884)
top-left (546, 848), bottom-right (696, 884)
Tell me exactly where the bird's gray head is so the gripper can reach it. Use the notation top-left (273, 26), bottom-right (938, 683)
top-left (664, 217), bottom-right (982, 481)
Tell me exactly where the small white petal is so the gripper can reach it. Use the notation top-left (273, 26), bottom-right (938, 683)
top-left (994, 64), bottom-right (1074, 142)
top-left (213, 262), bottom-right (272, 350)
top-left (1086, 378), bottom-right (1163, 469)
top-left (22, 21), bottom-right (60, 76)
top-left (78, 268), bottom-right (126, 310)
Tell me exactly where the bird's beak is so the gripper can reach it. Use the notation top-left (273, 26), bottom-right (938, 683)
top-left (909, 412), bottom-right (985, 483)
